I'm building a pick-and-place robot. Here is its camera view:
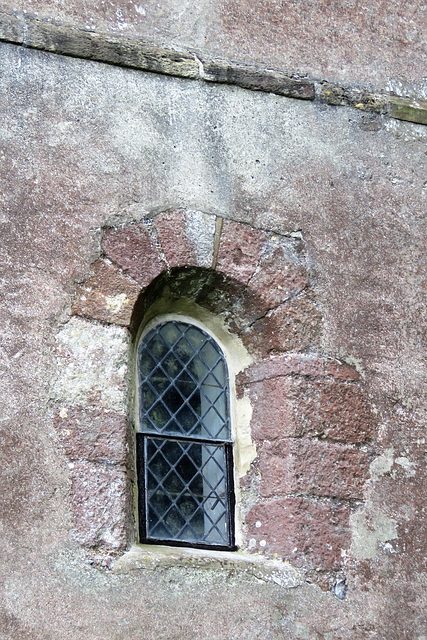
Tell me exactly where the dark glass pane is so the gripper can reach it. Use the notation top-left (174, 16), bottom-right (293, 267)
top-left (162, 353), bottom-right (181, 378)
top-left (159, 322), bottom-right (181, 345)
top-left (148, 402), bottom-right (171, 431)
top-left (146, 334), bottom-right (169, 361)
top-left (146, 369), bottom-right (169, 394)
top-left (174, 337), bottom-right (195, 365)
top-left (139, 321), bottom-right (230, 440)
top-left (144, 437), bottom-right (229, 545)
top-left (162, 387), bottom-right (182, 414)
top-left (185, 326), bottom-right (205, 352)
top-left (175, 371), bottom-right (197, 397)
top-left (139, 352), bottom-right (156, 377)
top-left (176, 406), bottom-right (198, 434)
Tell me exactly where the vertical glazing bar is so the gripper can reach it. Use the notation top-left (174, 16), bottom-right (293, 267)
top-left (136, 433), bottom-right (146, 542)
top-left (225, 443), bottom-right (236, 549)
top-left (144, 435), bottom-right (149, 539)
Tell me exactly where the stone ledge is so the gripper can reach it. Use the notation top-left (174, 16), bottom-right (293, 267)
top-left (0, 9), bottom-right (426, 125)
top-left (112, 544), bottom-right (303, 589)
top-left (388, 95), bottom-right (427, 126)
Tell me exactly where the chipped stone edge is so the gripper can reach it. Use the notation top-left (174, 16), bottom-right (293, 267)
top-left (112, 544), bottom-right (303, 589)
top-left (0, 9), bottom-right (426, 125)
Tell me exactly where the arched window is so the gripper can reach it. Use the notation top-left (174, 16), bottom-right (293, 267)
top-left (136, 320), bottom-right (235, 550)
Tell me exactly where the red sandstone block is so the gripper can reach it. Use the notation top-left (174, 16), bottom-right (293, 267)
top-left (248, 240), bottom-right (309, 309)
top-left (154, 209), bottom-right (215, 268)
top-left (102, 223), bottom-right (165, 287)
top-left (291, 439), bottom-right (369, 499)
top-left (289, 378), bottom-right (375, 443)
top-left (258, 438), bottom-right (369, 500)
top-left (243, 291), bottom-right (322, 355)
top-left (246, 378), bottom-right (297, 440)
top-left (205, 279), bottom-right (269, 331)
top-left (54, 405), bottom-right (131, 467)
top-left (72, 259), bottom-right (141, 326)
top-left (154, 209), bottom-right (196, 267)
top-left (323, 360), bottom-right (362, 381)
top-left (256, 439), bottom-right (293, 496)
top-left (71, 461), bottom-right (132, 549)
top-left (237, 353), bottom-right (361, 385)
top-left (216, 220), bottom-right (269, 285)
top-left (246, 496), bottom-right (351, 570)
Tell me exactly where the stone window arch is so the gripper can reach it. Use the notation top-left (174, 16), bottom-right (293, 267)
top-left (56, 208), bottom-right (374, 581)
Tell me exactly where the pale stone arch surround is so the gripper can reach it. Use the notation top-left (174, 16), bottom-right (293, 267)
top-left (53, 209), bottom-right (376, 581)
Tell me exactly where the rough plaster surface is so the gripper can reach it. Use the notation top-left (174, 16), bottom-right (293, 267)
top-left (0, 40), bottom-right (426, 639)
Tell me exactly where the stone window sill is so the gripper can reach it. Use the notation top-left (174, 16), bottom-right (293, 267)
top-left (112, 544), bottom-right (303, 590)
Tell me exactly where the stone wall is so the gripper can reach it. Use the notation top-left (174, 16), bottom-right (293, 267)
top-left (0, 4), bottom-right (426, 638)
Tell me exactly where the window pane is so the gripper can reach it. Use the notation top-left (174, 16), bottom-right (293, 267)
top-left (139, 322), bottom-right (230, 440)
top-left (145, 437), bottom-right (230, 546)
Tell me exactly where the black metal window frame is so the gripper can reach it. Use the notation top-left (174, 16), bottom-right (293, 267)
top-left (136, 319), bottom-right (236, 551)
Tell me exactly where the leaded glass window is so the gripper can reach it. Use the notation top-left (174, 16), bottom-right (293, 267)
top-left (136, 320), bottom-right (235, 550)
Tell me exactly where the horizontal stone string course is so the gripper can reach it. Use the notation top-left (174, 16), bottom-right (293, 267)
top-left (0, 9), bottom-right (426, 125)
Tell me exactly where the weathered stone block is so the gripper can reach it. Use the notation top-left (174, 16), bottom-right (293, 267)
top-left (246, 496), bottom-right (351, 569)
top-left (154, 209), bottom-right (216, 268)
top-left (102, 223), bottom-right (165, 287)
top-left (289, 378), bottom-right (376, 443)
top-left (216, 221), bottom-right (269, 285)
top-left (54, 405), bottom-right (131, 467)
top-left (202, 276), bottom-right (265, 332)
top-left (71, 461), bottom-right (132, 549)
top-left (256, 440), bottom-right (294, 497)
top-left (244, 291), bottom-right (322, 354)
top-left (72, 259), bottom-right (141, 326)
top-left (237, 353), bottom-right (361, 386)
top-left (246, 377), bottom-right (297, 440)
top-left (51, 317), bottom-right (129, 412)
top-left (258, 438), bottom-right (369, 500)
top-left (248, 237), bottom-right (309, 310)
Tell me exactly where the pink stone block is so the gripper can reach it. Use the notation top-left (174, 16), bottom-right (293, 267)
top-left (54, 405), bottom-right (131, 467)
top-left (102, 223), bottom-right (165, 287)
top-left (216, 220), bottom-right (268, 285)
top-left (71, 461), bottom-right (132, 549)
top-left (72, 259), bottom-right (141, 326)
top-left (246, 496), bottom-right (351, 570)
